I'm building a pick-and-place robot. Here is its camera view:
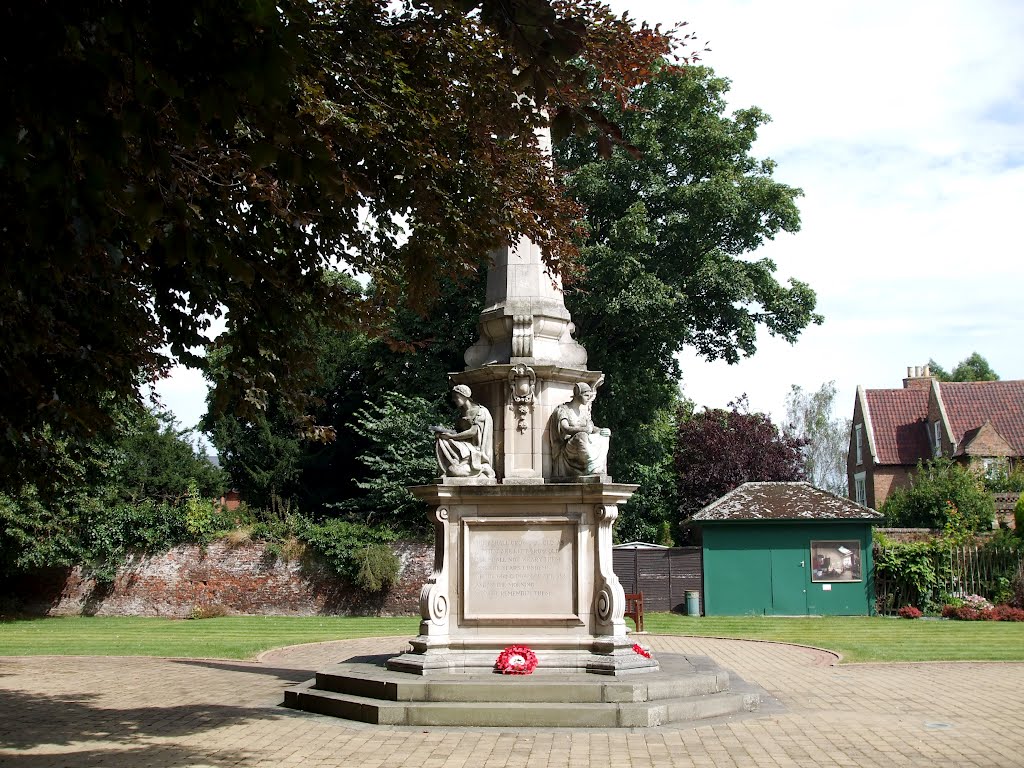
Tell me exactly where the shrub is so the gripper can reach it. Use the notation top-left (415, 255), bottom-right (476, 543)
top-left (898, 605), bottom-right (923, 619)
top-left (953, 606), bottom-right (985, 621)
top-left (873, 535), bottom-right (944, 611)
top-left (183, 482), bottom-right (225, 539)
top-left (189, 603), bottom-right (229, 619)
top-left (296, 517), bottom-right (399, 590)
top-left (963, 594), bottom-right (993, 611)
top-left (353, 544), bottom-right (401, 592)
top-left (942, 603), bottom-right (1024, 621)
top-left (990, 605), bottom-right (1024, 622)
top-left (82, 498), bottom-right (196, 582)
top-left (881, 458), bottom-right (995, 531)
top-left (223, 527), bottom-right (252, 549)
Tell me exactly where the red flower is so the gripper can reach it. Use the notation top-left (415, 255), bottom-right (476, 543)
top-left (495, 645), bottom-right (538, 675)
top-left (632, 643), bottom-right (651, 658)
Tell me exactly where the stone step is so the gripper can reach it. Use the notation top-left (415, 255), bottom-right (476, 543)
top-left (283, 653), bottom-right (762, 729)
top-left (284, 683), bottom-right (757, 728)
top-left (312, 668), bottom-right (730, 704)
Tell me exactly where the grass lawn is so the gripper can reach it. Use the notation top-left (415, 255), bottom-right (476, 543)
top-left (1, 613), bottom-right (1022, 663)
top-left (0, 615), bottom-right (417, 660)
top-left (643, 613), bottom-right (1024, 663)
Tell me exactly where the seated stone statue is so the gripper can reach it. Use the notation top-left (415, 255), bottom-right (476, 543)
top-left (549, 382), bottom-right (611, 477)
top-left (432, 384), bottom-right (495, 479)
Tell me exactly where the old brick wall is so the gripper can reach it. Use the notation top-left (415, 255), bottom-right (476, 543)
top-left (11, 541), bottom-right (433, 618)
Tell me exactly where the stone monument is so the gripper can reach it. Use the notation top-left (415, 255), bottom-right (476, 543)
top-left (385, 184), bottom-right (654, 675)
top-left (284, 128), bottom-right (761, 728)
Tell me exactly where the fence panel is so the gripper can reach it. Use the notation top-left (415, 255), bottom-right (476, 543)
top-left (613, 547), bottom-right (702, 613)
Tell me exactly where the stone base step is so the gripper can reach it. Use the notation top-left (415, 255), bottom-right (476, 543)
top-left (283, 653), bottom-right (760, 729)
top-left (313, 667), bottom-right (730, 703)
top-left (285, 681), bottom-right (755, 728)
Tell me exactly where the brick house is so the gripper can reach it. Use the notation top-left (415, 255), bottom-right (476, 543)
top-left (848, 365), bottom-right (1024, 509)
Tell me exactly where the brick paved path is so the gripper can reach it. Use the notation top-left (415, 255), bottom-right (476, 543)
top-left (2, 635), bottom-right (1022, 767)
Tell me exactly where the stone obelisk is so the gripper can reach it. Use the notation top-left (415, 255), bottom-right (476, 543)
top-left (387, 130), bottom-right (655, 676)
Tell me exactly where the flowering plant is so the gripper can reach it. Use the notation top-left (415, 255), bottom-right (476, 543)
top-left (963, 594), bottom-right (993, 611)
top-left (632, 643), bottom-right (651, 658)
top-left (495, 645), bottom-right (538, 675)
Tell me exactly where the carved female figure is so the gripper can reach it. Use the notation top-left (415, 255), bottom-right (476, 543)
top-left (433, 385), bottom-right (495, 479)
top-left (549, 382), bottom-right (610, 477)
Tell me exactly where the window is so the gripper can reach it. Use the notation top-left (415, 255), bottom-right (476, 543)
top-left (854, 472), bottom-right (866, 506)
top-left (933, 421), bottom-right (942, 457)
top-left (811, 540), bottom-right (863, 582)
top-left (855, 424), bottom-right (863, 465)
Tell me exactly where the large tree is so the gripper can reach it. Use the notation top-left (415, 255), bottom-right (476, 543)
top-left (1, 0), bottom-right (682, 490)
top-left (784, 381), bottom-right (850, 496)
top-left (203, 270), bottom-right (482, 512)
top-left (1, 402), bottom-right (226, 578)
top-left (554, 64), bottom-right (819, 534)
top-left (556, 65), bottom-right (818, 418)
top-left (676, 397), bottom-right (806, 523)
top-left (929, 353), bottom-right (1000, 382)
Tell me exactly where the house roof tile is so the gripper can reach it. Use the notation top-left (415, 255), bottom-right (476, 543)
top-left (939, 381), bottom-right (1024, 455)
top-left (693, 482), bottom-right (882, 522)
top-left (864, 388), bottom-right (930, 465)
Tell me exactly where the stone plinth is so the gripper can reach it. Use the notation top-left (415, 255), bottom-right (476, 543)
top-left (385, 482), bottom-right (657, 676)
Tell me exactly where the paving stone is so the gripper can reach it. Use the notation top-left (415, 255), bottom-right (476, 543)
top-left (2, 635), bottom-right (1024, 767)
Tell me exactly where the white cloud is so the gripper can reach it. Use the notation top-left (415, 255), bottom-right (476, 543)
top-left (610, 0), bottom-right (1024, 423)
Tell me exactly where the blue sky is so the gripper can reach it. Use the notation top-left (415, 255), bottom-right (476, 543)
top-left (156, 0), bottom-right (1024, 439)
top-left (615, 0), bottom-right (1024, 423)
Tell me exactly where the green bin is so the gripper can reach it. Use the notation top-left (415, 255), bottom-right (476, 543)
top-left (685, 590), bottom-right (701, 616)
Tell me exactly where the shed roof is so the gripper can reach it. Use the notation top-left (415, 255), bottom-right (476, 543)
top-left (692, 482), bottom-right (883, 522)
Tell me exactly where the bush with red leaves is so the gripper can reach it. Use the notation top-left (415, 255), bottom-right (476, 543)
top-left (990, 605), bottom-right (1024, 622)
top-left (897, 605), bottom-right (923, 619)
top-left (941, 604), bottom-right (1024, 621)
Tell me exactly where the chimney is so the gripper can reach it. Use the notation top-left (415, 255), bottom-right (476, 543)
top-left (903, 364), bottom-right (935, 390)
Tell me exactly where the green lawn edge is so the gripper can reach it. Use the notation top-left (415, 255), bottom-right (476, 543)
top-left (643, 614), bottom-right (1024, 663)
top-left (1, 614), bottom-right (1022, 663)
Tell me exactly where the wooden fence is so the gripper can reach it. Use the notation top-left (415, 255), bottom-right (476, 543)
top-left (612, 547), bottom-right (703, 614)
top-left (875, 543), bottom-right (1024, 614)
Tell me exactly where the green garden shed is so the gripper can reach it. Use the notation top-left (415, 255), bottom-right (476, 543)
top-left (693, 482), bottom-right (883, 616)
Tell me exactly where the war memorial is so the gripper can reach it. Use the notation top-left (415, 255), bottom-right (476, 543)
top-left (284, 131), bottom-right (758, 727)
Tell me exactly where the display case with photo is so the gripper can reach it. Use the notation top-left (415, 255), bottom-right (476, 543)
top-left (810, 540), bottom-right (862, 582)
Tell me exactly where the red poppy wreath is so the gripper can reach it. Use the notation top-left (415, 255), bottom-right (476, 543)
top-left (632, 643), bottom-right (651, 658)
top-left (495, 645), bottom-right (539, 675)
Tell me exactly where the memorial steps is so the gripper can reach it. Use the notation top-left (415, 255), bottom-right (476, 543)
top-left (283, 652), bottom-right (761, 728)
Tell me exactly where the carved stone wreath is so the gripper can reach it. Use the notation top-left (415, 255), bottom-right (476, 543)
top-left (507, 365), bottom-right (536, 433)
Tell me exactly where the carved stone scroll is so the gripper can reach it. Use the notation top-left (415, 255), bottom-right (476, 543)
top-left (593, 504), bottom-right (626, 635)
top-left (418, 507), bottom-right (450, 635)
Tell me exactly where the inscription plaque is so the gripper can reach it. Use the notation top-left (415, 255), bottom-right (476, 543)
top-left (463, 522), bottom-right (577, 620)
